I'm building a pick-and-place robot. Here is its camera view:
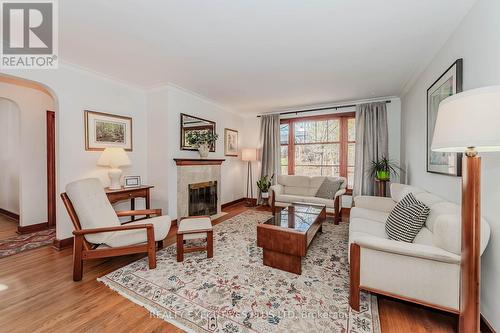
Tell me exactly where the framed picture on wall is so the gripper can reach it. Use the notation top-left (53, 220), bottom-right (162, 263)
top-left (224, 128), bottom-right (238, 156)
top-left (85, 110), bottom-right (133, 151)
top-left (426, 59), bottom-right (463, 176)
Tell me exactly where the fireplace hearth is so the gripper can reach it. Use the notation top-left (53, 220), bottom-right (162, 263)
top-left (189, 181), bottom-right (217, 216)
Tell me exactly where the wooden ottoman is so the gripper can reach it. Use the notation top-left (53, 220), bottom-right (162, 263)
top-left (176, 216), bottom-right (213, 262)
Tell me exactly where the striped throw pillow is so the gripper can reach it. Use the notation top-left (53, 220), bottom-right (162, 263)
top-left (385, 193), bottom-right (430, 243)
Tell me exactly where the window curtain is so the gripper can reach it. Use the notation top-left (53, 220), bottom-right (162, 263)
top-left (259, 114), bottom-right (281, 201)
top-left (353, 102), bottom-right (388, 197)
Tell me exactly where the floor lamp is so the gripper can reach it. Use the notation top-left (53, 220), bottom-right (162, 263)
top-left (242, 148), bottom-right (258, 207)
top-left (432, 86), bottom-right (500, 332)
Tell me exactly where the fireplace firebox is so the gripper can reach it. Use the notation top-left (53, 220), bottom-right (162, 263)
top-left (188, 181), bottom-right (217, 216)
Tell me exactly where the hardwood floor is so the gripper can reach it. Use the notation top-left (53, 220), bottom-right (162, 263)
top-left (0, 213), bottom-right (18, 239)
top-left (0, 203), bottom-right (458, 332)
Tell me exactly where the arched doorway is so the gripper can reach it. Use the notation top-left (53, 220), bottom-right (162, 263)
top-left (0, 75), bottom-right (57, 247)
top-left (0, 97), bottom-right (21, 237)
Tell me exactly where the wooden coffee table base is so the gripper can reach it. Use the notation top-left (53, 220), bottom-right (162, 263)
top-left (263, 249), bottom-right (302, 274)
top-left (257, 203), bottom-right (326, 275)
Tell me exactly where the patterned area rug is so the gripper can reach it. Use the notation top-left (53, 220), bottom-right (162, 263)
top-left (0, 228), bottom-right (55, 259)
top-left (99, 211), bottom-right (380, 333)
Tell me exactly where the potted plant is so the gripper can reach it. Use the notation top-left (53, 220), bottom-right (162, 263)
top-left (257, 174), bottom-right (274, 199)
top-left (186, 131), bottom-right (219, 158)
top-left (369, 156), bottom-right (401, 181)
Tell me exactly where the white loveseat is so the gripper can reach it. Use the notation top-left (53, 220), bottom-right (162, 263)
top-left (270, 175), bottom-right (346, 224)
top-left (349, 183), bottom-right (491, 313)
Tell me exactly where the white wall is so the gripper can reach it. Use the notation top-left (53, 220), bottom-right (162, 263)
top-left (146, 89), bottom-right (170, 213)
top-left (400, 0), bottom-right (500, 327)
top-left (0, 98), bottom-right (20, 215)
top-left (147, 84), bottom-right (246, 220)
top-left (2, 65), bottom-right (148, 239)
top-left (0, 81), bottom-right (54, 226)
top-left (240, 115), bottom-right (261, 199)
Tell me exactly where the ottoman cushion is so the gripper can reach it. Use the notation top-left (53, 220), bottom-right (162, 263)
top-left (178, 217), bottom-right (213, 240)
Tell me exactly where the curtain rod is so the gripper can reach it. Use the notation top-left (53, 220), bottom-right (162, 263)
top-left (256, 100), bottom-right (391, 118)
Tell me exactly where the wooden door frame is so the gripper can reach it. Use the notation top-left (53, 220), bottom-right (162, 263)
top-left (47, 110), bottom-right (56, 228)
top-left (16, 110), bottom-right (56, 234)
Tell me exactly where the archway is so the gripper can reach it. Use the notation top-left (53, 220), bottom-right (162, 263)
top-left (0, 97), bottom-right (21, 236)
top-left (0, 74), bottom-right (58, 239)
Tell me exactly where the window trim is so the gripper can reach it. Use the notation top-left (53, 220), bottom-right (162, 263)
top-left (280, 112), bottom-right (355, 190)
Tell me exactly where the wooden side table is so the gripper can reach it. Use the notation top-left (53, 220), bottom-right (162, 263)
top-left (375, 179), bottom-right (389, 197)
top-left (105, 185), bottom-right (154, 220)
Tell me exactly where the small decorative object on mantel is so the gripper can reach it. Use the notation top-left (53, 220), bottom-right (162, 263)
top-left (85, 110), bottom-right (133, 151)
top-left (257, 174), bottom-right (274, 202)
top-left (427, 59), bottom-right (463, 176)
top-left (124, 175), bottom-right (141, 188)
top-left (224, 128), bottom-right (238, 156)
top-left (186, 131), bottom-right (219, 158)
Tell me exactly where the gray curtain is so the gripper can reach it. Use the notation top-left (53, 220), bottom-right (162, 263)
top-left (259, 114), bottom-right (281, 199)
top-left (353, 102), bottom-right (389, 197)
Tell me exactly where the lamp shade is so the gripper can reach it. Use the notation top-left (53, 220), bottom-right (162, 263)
top-left (432, 86), bottom-right (500, 153)
top-left (241, 148), bottom-right (258, 161)
top-left (97, 147), bottom-right (131, 168)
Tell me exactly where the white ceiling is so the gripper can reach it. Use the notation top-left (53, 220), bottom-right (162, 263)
top-left (60, 0), bottom-right (477, 114)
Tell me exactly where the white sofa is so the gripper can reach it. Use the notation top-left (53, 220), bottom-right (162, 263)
top-left (349, 183), bottom-right (491, 313)
top-left (270, 175), bottom-right (346, 224)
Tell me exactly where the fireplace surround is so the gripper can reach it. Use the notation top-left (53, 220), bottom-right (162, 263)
top-left (175, 158), bottom-right (224, 219)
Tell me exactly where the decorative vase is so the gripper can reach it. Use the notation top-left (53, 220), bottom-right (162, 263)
top-left (261, 192), bottom-right (269, 199)
top-left (376, 170), bottom-right (390, 181)
top-left (198, 143), bottom-right (210, 158)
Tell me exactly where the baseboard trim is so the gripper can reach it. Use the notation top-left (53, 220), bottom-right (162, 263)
top-left (0, 208), bottom-right (20, 221)
top-left (17, 222), bottom-right (49, 234)
top-left (481, 314), bottom-right (496, 333)
top-left (245, 198), bottom-right (258, 206)
top-left (221, 197), bottom-right (247, 209)
top-left (53, 237), bottom-right (73, 250)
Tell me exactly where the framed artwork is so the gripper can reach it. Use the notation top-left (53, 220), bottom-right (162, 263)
top-left (224, 128), bottom-right (238, 156)
top-left (426, 59), bottom-right (463, 176)
top-left (124, 176), bottom-right (141, 188)
top-left (180, 113), bottom-right (216, 152)
top-left (85, 110), bottom-right (133, 151)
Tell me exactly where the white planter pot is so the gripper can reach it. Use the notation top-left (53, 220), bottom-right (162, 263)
top-left (261, 192), bottom-right (269, 199)
top-left (198, 143), bottom-right (209, 158)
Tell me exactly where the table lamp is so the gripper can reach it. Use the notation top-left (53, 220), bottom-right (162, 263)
top-left (242, 148), bottom-right (258, 206)
top-left (97, 147), bottom-right (131, 190)
top-left (432, 85), bottom-right (500, 332)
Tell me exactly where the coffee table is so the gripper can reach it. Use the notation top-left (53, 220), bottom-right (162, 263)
top-left (256, 202), bottom-right (326, 274)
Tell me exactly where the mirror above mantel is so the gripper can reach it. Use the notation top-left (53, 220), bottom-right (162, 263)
top-left (180, 113), bottom-right (216, 152)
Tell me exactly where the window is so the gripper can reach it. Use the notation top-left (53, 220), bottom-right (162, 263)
top-left (280, 113), bottom-right (356, 189)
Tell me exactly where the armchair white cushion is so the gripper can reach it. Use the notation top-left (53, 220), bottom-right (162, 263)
top-left (66, 178), bottom-right (170, 247)
top-left (349, 183), bottom-right (491, 312)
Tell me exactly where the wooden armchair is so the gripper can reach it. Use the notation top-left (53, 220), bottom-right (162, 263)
top-left (61, 178), bottom-right (171, 281)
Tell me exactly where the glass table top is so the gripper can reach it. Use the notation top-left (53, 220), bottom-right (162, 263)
top-left (263, 203), bottom-right (326, 232)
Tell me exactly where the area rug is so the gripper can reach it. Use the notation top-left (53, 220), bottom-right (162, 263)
top-left (0, 228), bottom-right (55, 259)
top-left (98, 211), bottom-right (380, 333)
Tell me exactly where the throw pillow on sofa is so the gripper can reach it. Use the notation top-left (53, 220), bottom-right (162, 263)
top-left (315, 178), bottom-right (342, 199)
top-left (385, 193), bottom-right (430, 243)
